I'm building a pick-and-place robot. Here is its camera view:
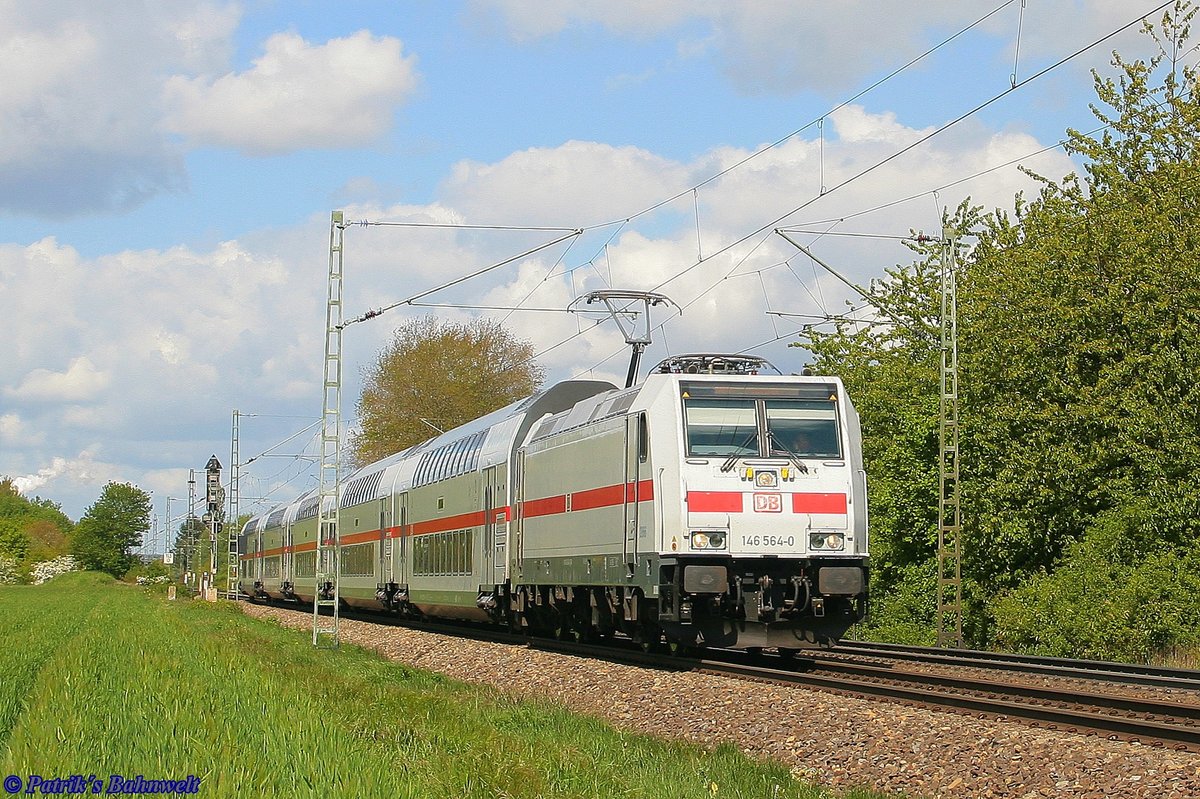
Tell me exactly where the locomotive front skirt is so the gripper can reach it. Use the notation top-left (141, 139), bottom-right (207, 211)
top-left (240, 371), bottom-right (869, 650)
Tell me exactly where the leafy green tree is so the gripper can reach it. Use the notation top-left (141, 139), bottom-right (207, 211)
top-left (351, 315), bottom-right (545, 465)
top-left (0, 477), bottom-right (74, 566)
top-left (796, 6), bottom-right (1200, 658)
top-left (0, 518), bottom-right (29, 561)
top-left (962, 3), bottom-right (1200, 595)
top-left (72, 482), bottom-right (151, 577)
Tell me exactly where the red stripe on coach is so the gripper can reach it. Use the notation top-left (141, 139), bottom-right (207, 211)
top-left (571, 484), bottom-right (626, 511)
top-left (523, 494), bottom-right (567, 518)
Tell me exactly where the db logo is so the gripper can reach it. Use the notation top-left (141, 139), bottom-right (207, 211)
top-left (752, 493), bottom-right (783, 513)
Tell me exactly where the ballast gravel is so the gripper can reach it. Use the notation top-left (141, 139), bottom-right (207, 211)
top-left (242, 604), bottom-right (1200, 799)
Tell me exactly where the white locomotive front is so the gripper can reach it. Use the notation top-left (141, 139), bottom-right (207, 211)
top-left (517, 355), bottom-right (868, 649)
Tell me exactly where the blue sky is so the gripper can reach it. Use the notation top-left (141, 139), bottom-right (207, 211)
top-left (0, 1), bottom-right (1182, 535)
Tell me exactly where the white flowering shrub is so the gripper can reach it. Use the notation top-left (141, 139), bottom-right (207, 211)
top-left (0, 557), bottom-right (19, 585)
top-left (135, 575), bottom-right (171, 585)
top-left (30, 556), bottom-right (81, 585)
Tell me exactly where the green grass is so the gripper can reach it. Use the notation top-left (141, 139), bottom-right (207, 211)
top-left (0, 574), bottom-right (892, 799)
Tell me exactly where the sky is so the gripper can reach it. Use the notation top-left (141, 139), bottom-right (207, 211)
top-left (0, 0), bottom-right (1185, 541)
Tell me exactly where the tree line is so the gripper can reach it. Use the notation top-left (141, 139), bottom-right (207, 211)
top-left (805, 7), bottom-right (1200, 661)
top-left (0, 479), bottom-right (151, 581)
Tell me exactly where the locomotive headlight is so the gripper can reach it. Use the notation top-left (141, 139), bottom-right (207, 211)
top-left (690, 531), bottom-right (727, 550)
top-left (809, 532), bottom-right (845, 551)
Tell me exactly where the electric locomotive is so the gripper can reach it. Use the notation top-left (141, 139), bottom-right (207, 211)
top-left (239, 354), bottom-right (869, 650)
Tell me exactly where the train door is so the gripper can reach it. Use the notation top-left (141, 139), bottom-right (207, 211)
top-left (491, 466), bottom-right (509, 584)
top-left (253, 528), bottom-right (261, 580)
top-left (482, 466), bottom-right (497, 583)
top-left (396, 493), bottom-right (408, 586)
top-left (378, 497), bottom-right (390, 584)
top-left (513, 450), bottom-right (526, 582)
top-left (623, 413), bottom-right (648, 571)
top-left (282, 522), bottom-right (292, 585)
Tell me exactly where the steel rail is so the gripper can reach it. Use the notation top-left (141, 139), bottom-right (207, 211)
top-left (835, 640), bottom-right (1200, 690)
top-left (688, 658), bottom-right (1200, 752)
top-left (786, 656), bottom-right (1200, 721)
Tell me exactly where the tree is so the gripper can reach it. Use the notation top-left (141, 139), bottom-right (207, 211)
top-left (801, 6), bottom-right (1200, 657)
top-left (962, 3), bottom-right (1200, 589)
top-left (72, 482), bottom-right (151, 577)
top-left (351, 316), bottom-right (546, 465)
top-left (0, 477), bottom-right (74, 565)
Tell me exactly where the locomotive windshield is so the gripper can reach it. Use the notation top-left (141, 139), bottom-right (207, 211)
top-left (765, 399), bottom-right (841, 459)
top-left (682, 383), bottom-right (841, 459)
top-left (683, 398), bottom-right (758, 456)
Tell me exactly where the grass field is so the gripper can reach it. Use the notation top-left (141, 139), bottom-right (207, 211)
top-left (0, 574), bottom-right (890, 798)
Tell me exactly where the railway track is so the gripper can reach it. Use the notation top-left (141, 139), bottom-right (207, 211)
top-left (259, 600), bottom-right (1200, 752)
top-left (834, 638), bottom-right (1200, 690)
top-left (696, 649), bottom-right (1200, 752)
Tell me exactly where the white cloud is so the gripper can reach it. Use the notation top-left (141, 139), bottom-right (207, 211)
top-left (11, 450), bottom-right (107, 496)
top-left (0, 7), bottom-right (418, 214)
top-left (0, 413), bottom-right (43, 448)
top-left (9, 357), bottom-right (111, 403)
top-left (162, 30), bottom-right (419, 155)
top-left (470, 1), bottom-right (1156, 94)
top-left (442, 140), bottom-right (690, 225)
top-left (0, 1), bottom-right (239, 215)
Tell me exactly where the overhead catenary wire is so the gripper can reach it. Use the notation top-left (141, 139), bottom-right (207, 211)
top-left (409, 300), bottom-right (624, 315)
top-left (647, 0), bottom-right (1174, 298)
top-left (348, 220), bottom-right (580, 232)
top-left (342, 2), bottom-right (1154, 344)
top-left (791, 79), bottom-right (1194, 231)
top-left (335, 2), bottom-right (1176, 395)
top-left (585, 8), bottom-right (1171, 381)
top-left (516, 0), bottom-right (1025, 319)
top-left (241, 419), bottom-right (321, 467)
top-left (587, 0), bottom-right (1023, 230)
top-left (341, 229), bottom-right (582, 328)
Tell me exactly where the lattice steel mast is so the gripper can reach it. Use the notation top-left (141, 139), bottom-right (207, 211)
top-left (314, 211), bottom-right (345, 647)
top-left (936, 233), bottom-right (963, 648)
top-left (226, 409), bottom-right (241, 598)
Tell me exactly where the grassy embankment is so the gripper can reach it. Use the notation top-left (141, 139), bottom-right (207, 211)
top-left (0, 573), bottom-right (890, 798)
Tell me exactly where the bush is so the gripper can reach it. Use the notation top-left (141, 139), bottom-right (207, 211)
top-left (29, 556), bottom-right (81, 586)
top-left (0, 556), bottom-right (19, 585)
top-left (855, 561), bottom-right (938, 646)
top-left (991, 520), bottom-right (1200, 662)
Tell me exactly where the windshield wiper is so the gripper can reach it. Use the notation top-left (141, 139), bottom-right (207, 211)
top-left (719, 431), bottom-right (760, 472)
top-left (767, 430), bottom-right (809, 475)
